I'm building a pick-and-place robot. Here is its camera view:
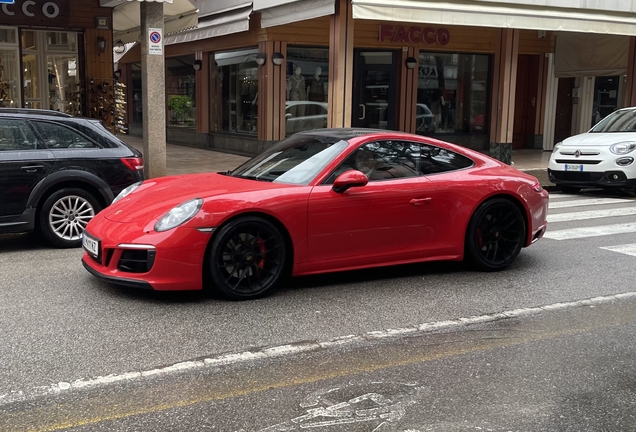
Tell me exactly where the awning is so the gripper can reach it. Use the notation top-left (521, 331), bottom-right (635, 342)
top-left (254, 0), bottom-right (335, 28)
top-left (101, 0), bottom-right (198, 44)
top-left (555, 33), bottom-right (629, 78)
top-left (164, 2), bottom-right (252, 45)
top-left (351, 0), bottom-right (636, 36)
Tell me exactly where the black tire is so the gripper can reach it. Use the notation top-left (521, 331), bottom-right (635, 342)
top-left (208, 216), bottom-right (287, 300)
top-left (38, 188), bottom-right (101, 248)
top-left (465, 198), bottom-right (526, 271)
top-left (560, 186), bottom-right (581, 194)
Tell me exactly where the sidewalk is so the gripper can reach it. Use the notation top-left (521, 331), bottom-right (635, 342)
top-left (119, 135), bottom-right (552, 185)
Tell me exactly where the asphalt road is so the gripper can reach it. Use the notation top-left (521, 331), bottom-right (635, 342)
top-left (2, 189), bottom-right (636, 430)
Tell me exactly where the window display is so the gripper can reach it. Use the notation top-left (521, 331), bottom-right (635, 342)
top-left (166, 54), bottom-right (196, 128)
top-left (286, 47), bottom-right (329, 136)
top-left (416, 52), bottom-right (491, 137)
top-left (0, 49), bottom-right (19, 107)
top-left (215, 48), bottom-right (259, 134)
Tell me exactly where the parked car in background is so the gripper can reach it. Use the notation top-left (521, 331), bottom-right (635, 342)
top-left (82, 128), bottom-right (548, 300)
top-left (548, 107), bottom-right (636, 193)
top-left (285, 101), bottom-right (328, 135)
top-left (0, 109), bottom-right (143, 247)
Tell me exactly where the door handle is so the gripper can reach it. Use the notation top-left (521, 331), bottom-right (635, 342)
top-left (410, 198), bottom-right (432, 205)
top-left (21, 165), bottom-right (44, 173)
top-left (359, 104), bottom-right (366, 120)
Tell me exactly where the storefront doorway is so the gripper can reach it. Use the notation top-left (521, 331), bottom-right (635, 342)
top-left (512, 54), bottom-right (540, 149)
top-left (352, 50), bottom-right (397, 130)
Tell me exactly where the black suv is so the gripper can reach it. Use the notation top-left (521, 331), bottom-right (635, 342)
top-left (0, 109), bottom-right (143, 248)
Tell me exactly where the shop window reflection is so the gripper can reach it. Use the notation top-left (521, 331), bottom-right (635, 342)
top-left (215, 48), bottom-right (259, 135)
top-left (285, 47), bottom-right (329, 136)
top-left (166, 54), bottom-right (196, 128)
top-left (0, 49), bottom-right (19, 107)
top-left (416, 52), bottom-right (491, 138)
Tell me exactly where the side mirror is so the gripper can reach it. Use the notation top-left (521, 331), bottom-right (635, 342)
top-left (332, 170), bottom-right (368, 194)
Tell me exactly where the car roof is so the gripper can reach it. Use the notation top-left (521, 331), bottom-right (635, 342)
top-left (296, 128), bottom-right (418, 141)
top-left (0, 108), bottom-right (74, 118)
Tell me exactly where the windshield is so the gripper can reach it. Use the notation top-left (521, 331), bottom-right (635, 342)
top-left (229, 134), bottom-right (349, 185)
top-left (590, 110), bottom-right (636, 133)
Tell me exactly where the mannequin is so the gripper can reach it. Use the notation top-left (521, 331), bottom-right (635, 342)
top-left (307, 66), bottom-right (326, 102)
top-left (287, 66), bottom-right (306, 117)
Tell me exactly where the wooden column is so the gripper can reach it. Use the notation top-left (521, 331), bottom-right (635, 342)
top-left (258, 41), bottom-right (287, 141)
top-left (328, 0), bottom-right (354, 128)
top-left (489, 29), bottom-right (520, 164)
top-left (398, 47), bottom-right (418, 133)
top-left (625, 37), bottom-right (636, 107)
top-left (195, 50), bottom-right (210, 134)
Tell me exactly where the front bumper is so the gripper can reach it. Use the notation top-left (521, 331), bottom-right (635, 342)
top-left (548, 169), bottom-right (636, 188)
top-left (81, 213), bottom-right (212, 291)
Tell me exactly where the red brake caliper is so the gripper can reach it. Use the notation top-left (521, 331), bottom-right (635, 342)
top-left (476, 228), bottom-right (483, 248)
top-left (257, 238), bottom-right (266, 269)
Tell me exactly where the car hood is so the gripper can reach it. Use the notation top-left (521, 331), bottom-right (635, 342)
top-left (102, 172), bottom-right (294, 223)
top-left (562, 132), bottom-right (636, 147)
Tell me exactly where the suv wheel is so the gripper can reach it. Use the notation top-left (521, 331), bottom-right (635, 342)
top-left (38, 188), bottom-right (102, 248)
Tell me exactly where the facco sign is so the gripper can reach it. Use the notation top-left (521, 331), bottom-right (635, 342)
top-left (379, 25), bottom-right (450, 46)
top-left (1, 1), bottom-right (60, 18)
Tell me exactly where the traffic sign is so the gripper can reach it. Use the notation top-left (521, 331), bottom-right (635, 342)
top-left (148, 28), bottom-right (163, 55)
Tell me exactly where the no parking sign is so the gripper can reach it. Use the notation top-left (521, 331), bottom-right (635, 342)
top-left (148, 28), bottom-right (162, 55)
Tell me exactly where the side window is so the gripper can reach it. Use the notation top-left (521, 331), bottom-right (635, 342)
top-left (325, 140), bottom-right (420, 183)
top-left (419, 144), bottom-right (474, 175)
top-left (32, 121), bottom-right (98, 149)
top-left (0, 119), bottom-right (38, 151)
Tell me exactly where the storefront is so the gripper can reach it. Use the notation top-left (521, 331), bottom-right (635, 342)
top-left (0, 0), bottom-right (118, 130)
top-left (116, 0), bottom-right (636, 163)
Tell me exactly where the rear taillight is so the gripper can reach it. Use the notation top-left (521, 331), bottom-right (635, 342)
top-left (121, 157), bottom-right (144, 171)
top-left (531, 182), bottom-right (543, 192)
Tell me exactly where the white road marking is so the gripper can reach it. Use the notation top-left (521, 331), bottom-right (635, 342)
top-left (543, 223), bottom-right (636, 240)
top-left (600, 243), bottom-right (636, 257)
top-left (547, 193), bottom-right (578, 200)
top-left (549, 198), bottom-right (632, 209)
top-left (1, 291), bottom-right (636, 406)
top-left (547, 207), bottom-right (636, 223)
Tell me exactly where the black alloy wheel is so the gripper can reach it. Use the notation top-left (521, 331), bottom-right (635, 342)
top-left (209, 216), bottom-right (286, 300)
top-left (465, 198), bottom-right (526, 271)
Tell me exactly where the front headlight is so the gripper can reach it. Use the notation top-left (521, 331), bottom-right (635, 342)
top-left (112, 181), bottom-right (142, 204)
top-left (610, 142), bottom-right (636, 155)
top-left (552, 142), bottom-right (562, 153)
top-left (154, 198), bottom-right (203, 232)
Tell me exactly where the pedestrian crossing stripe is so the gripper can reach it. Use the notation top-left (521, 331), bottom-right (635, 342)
top-left (543, 222), bottom-right (636, 240)
top-left (600, 244), bottom-right (636, 257)
top-left (547, 207), bottom-right (636, 223)
top-left (548, 197), bottom-right (633, 209)
top-left (547, 193), bottom-right (578, 200)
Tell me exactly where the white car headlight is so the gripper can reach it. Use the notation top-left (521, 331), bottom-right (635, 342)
top-left (610, 142), bottom-right (636, 155)
top-left (552, 142), bottom-right (562, 153)
top-left (112, 181), bottom-right (142, 204)
top-left (154, 198), bottom-right (203, 232)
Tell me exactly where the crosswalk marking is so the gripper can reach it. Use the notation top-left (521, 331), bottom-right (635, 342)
top-left (547, 207), bottom-right (636, 223)
top-left (549, 197), bottom-right (632, 209)
top-left (547, 193), bottom-right (578, 200)
top-left (600, 244), bottom-right (636, 257)
top-left (544, 223), bottom-right (636, 240)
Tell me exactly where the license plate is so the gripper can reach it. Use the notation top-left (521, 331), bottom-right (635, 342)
top-left (565, 164), bottom-right (583, 172)
top-left (82, 232), bottom-right (100, 259)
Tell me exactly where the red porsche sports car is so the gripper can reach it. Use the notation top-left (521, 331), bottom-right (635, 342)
top-left (82, 129), bottom-right (549, 300)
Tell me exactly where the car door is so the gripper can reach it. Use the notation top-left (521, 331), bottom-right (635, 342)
top-left (307, 140), bottom-right (437, 269)
top-left (0, 118), bottom-right (55, 220)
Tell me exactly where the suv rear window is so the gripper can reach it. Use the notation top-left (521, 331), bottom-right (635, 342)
top-left (32, 121), bottom-right (99, 149)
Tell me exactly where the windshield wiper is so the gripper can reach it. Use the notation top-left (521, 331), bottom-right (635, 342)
top-left (234, 174), bottom-right (273, 182)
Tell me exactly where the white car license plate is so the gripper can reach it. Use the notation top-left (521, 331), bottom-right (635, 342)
top-left (82, 233), bottom-right (100, 258)
top-left (565, 164), bottom-right (583, 172)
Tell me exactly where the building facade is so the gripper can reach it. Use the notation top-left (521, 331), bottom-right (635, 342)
top-left (0, 0), bottom-right (121, 130)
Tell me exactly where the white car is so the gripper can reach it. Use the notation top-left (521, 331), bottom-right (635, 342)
top-left (548, 107), bottom-right (636, 193)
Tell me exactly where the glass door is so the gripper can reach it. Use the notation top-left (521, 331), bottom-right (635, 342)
top-left (352, 50), bottom-right (397, 130)
top-left (0, 27), bottom-right (20, 107)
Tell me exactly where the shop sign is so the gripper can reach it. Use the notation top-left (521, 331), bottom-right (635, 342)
top-left (0, 0), bottom-right (69, 27)
top-left (379, 25), bottom-right (450, 46)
